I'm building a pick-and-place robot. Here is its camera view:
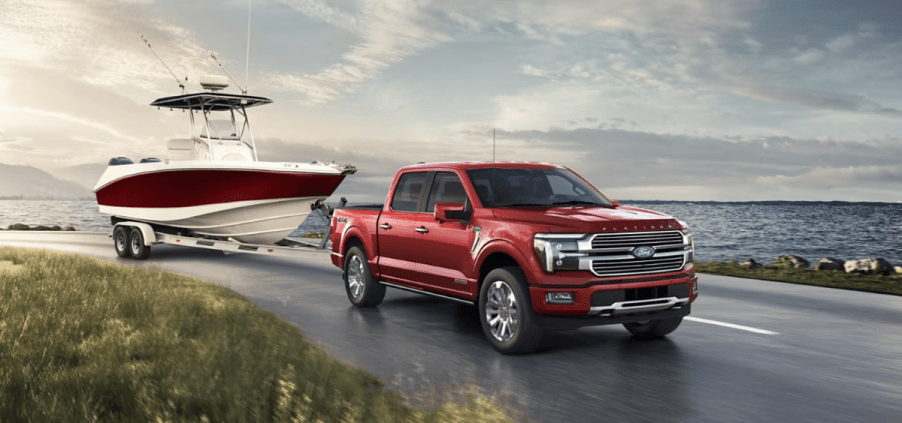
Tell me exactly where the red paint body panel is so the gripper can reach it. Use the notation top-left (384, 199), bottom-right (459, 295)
top-left (331, 162), bottom-right (697, 319)
top-left (96, 169), bottom-right (345, 208)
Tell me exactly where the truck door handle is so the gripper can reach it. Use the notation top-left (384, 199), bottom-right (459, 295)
top-left (380, 223), bottom-right (392, 230)
top-left (415, 227), bottom-right (429, 234)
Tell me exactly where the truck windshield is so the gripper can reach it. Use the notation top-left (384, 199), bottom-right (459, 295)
top-left (466, 168), bottom-right (612, 208)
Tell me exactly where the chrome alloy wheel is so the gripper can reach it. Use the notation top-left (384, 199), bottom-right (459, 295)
top-left (485, 280), bottom-right (520, 342)
top-left (347, 254), bottom-right (365, 301)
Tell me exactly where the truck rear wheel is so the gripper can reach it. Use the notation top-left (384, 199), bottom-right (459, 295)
top-left (344, 246), bottom-right (386, 307)
top-left (479, 267), bottom-right (544, 354)
top-left (113, 226), bottom-right (130, 258)
top-left (623, 316), bottom-right (683, 339)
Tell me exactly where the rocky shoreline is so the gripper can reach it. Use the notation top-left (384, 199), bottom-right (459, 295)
top-left (2, 224), bottom-right (77, 231)
top-left (739, 255), bottom-right (902, 276)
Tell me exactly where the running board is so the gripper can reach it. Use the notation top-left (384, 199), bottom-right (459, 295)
top-left (380, 281), bottom-right (475, 306)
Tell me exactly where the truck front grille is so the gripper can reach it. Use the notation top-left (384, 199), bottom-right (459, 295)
top-left (587, 230), bottom-right (688, 277)
top-left (591, 255), bottom-right (685, 276)
top-left (591, 231), bottom-right (683, 249)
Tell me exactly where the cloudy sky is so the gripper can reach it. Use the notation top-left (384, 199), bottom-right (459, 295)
top-left (1, 0), bottom-right (901, 202)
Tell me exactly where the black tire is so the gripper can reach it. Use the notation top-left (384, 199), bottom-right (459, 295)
top-left (343, 246), bottom-right (385, 307)
top-left (478, 267), bottom-right (544, 354)
top-left (113, 226), bottom-right (130, 258)
top-left (623, 316), bottom-right (683, 339)
top-left (128, 228), bottom-right (151, 260)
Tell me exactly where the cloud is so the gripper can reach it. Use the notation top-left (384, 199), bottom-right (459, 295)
top-left (0, 0), bottom-right (215, 90)
top-left (793, 48), bottom-right (824, 64)
top-left (718, 81), bottom-right (902, 117)
top-left (265, 0), bottom-right (452, 105)
top-left (757, 165), bottom-right (902, 188)
top-left (265, 0), bottom-right (765, 105)
top-left (488, 126), bottom-right (902, 200)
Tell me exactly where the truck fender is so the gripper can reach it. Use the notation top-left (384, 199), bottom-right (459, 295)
top-left (337, 223), bottom-right (371, 268)
top-left (473, 238), bottom-right (532, 281)
top-left (113, 221), bottom-right (157, 246)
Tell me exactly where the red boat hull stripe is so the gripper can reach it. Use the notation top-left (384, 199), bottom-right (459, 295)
top-left (95, 170), bottom-right (346, 208)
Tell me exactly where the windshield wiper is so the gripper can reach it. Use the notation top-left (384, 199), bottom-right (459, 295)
top-left (496, 203), bottom-right (552, 208)
top-left (550, 200), bottom-right (606, 207)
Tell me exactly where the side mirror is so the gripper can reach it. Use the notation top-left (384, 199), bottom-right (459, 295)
top-left (435, 203), bottom-right (471, 222)
top-left (610, 199), bottom-right (620, 207)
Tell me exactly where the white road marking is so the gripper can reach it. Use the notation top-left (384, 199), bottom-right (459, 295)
top-left (685, 317), bottom-right (780, 335)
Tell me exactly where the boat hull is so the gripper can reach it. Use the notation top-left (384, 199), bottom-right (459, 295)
top-left (95, 161), bottom-right (346, 244)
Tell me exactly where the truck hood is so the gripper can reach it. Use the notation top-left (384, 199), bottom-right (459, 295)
top-left (490, 205), bottom-right (683, 233)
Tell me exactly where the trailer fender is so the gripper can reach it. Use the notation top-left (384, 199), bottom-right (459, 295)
top-left (113, 222), bottom-right (157, 246)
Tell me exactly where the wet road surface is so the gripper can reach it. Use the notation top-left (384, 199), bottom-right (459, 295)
top-left (2, 232), bottom-right (901, 422)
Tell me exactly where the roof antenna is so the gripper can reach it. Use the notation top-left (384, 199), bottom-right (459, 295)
top-left (210, 53), bottom-right (247, 95)
top-left (493, 128), bottom-right (496, 163)
top-left (138, 32), bottom-right (186, 94)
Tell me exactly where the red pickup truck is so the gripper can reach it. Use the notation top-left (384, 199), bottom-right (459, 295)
top-left (330, 162), bottom-right (697, 353)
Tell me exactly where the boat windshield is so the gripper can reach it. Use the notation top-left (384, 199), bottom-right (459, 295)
top-left (466, 167), bottom-right (612, 208)
top-left (200, 119), bottom-right (240, 140)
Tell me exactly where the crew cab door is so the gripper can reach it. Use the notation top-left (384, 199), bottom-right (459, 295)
top-left (376, 171), bottom-right (433, 285)
top-left (377, 171), bottom-right (475, 297)
top-left (410, 171), bottom-right (475, 295)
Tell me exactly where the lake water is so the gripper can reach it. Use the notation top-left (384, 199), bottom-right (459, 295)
top-left (1, 200), bottom-right (900, 266)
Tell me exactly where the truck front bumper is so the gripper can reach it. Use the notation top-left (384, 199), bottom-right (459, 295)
top-left (535, 304), bottom-right (691, 331)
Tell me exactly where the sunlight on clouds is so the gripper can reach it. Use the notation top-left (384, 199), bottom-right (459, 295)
top-left (0, 106), bottom-right (145, 145)
top-left (0, 0), bottom-right (214, 90)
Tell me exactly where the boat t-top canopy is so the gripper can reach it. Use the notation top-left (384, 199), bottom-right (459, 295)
top-left (151, 93), bottom-right (272, 111)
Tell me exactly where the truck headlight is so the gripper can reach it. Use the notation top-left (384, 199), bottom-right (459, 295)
top-left (679, 224), bottom-right (694, 270)
top-left (534, 234), bottom-right (584, 273)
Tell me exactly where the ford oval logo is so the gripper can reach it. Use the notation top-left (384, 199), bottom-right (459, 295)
top-left (633, 246), bottom-right (655, 259)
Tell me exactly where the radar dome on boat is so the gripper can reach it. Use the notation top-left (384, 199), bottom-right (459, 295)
top-left (199, 75), bottom-right (229, 91)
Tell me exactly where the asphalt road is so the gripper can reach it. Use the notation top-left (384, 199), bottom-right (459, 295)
top-left (2, 231), bottom-right (901, 423)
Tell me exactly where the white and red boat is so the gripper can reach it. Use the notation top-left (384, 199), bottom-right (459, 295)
top-left (94, 78), bottom-right (353, 245)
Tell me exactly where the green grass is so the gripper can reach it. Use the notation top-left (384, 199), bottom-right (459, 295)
top-left (695, 261), bottom-right (902, 296)
top-left (0, 247), bottom-right (525, 423)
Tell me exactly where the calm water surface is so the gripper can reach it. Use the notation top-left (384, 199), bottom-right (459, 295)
top-left (1, 200), bottom-right (900, 265)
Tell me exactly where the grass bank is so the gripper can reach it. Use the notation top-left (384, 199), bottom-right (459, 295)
top-left (0, 247), bottom-right (525, 422)
top-left (695, 262), bottom-right (902, 296)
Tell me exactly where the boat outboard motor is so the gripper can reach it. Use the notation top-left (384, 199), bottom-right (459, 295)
top-left (139, 158), bottom-right (162, 163)
top-left (108, 157), bottom-right (133, 166)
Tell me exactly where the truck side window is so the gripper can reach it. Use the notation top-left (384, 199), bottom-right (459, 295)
top-left (425, 172), bottom-right (469, 213)
top-left (390, 172), bottom-right (428, 212)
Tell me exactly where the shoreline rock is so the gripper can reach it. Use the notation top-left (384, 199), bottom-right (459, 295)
top-left (775, 255), bottom-right (810, 269)
top-left (844, 258), bottom-right (894, 276)
top-left (813, 258), bottom-right (845, 271)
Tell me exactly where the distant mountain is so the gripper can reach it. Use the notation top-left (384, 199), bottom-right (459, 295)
top-left (0, 162), bottom-right (93, 199)
top-left (50, 162), bottom-right (108, 190)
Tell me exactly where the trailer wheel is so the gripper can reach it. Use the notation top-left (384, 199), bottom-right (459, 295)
top-left (623, 316), bottom-right (683, 339)
top-left (344, 246), bottom-right (385, 307)
top-left (128, 228), bottom-right (151, 260)
top-left (114, 226), bottom-right (130, 258)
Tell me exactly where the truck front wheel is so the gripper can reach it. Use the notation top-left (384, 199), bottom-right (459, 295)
top-left (344, 246), bottom-right (386, 307)
top-left (479, 267), bottom-right (544, 354)
top-left (623, 316), bottom-right (683, 339)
